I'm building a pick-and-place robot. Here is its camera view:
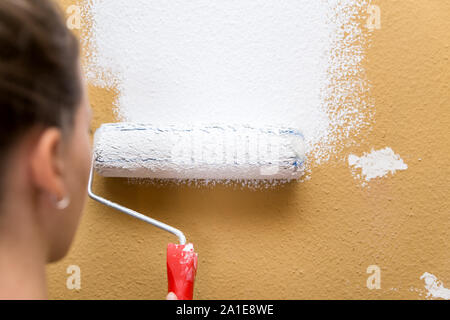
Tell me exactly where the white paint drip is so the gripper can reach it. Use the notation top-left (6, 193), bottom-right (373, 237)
top-left (420, 272), bottom-right (450, 300)
top-left (182, 243), bottom-right (194, 253)
top-left (82, 0), bottom-right (373, 181)
top-left (348, 147), bottom-right (407, 183)
top-left (179, 243), bottom-right (198, 280)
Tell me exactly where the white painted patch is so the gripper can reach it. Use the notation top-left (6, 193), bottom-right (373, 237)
top-left (82, 0), bottom-right (373, 177)
top-left (420, 272), bottom-right (450, 300)
top-left (348, 147), bottom-right (407, 182)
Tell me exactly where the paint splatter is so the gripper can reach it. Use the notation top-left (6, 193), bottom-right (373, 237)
top-left (420, 272), bottom-right (450, 300)
top-left (81, 0), bottom-right (373, 182)
top-left (348, 147), bottom-right (407, 183)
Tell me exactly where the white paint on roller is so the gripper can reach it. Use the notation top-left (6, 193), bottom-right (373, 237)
top-left (348, 147), bottom-right (407, 183)
top-left (82, 0), bottom-right (372, 170)
top-left (94, 123), bottom-right (305, 180)
top-left (420, 272), bottom-right (450, 300)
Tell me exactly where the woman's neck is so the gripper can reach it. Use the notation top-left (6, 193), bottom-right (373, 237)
top-left (0, 205), bottom-right (48, 300)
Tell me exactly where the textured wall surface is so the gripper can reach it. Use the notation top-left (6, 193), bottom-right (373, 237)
top-left (47, 0), bottom-right (450, 299)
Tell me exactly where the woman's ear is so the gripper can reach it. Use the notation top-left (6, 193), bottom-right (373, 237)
top-left (29, 128), bottom-right (66, 201)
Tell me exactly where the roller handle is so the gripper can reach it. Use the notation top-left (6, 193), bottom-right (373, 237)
top-left (167, 243), bottom-right (198, 300)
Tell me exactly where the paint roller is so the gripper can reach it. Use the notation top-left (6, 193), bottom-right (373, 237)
top-left (88, 122), bottom-right (306, 300)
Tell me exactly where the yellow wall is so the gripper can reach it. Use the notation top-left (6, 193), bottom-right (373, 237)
top-left (48, 0), bottom-right (450, 299)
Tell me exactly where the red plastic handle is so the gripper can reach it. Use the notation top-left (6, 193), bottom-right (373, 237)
top-left (167, 243), bottom-right (198, 300)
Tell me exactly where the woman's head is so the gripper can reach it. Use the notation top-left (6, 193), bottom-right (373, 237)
top-left (0, 0), bottom-right (91, 261)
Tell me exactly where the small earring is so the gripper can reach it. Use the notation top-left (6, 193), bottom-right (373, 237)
top-left (55, 195), bottom-right (70, 210)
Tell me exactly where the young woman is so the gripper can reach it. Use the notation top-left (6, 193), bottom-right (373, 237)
top-left (0, 0), bottom-right (91, 299)
top-left (0, 0), bottom-right (175, 300)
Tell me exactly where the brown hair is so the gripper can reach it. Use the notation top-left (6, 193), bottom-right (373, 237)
top-left (0, 0), bottom-right (81, 161)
